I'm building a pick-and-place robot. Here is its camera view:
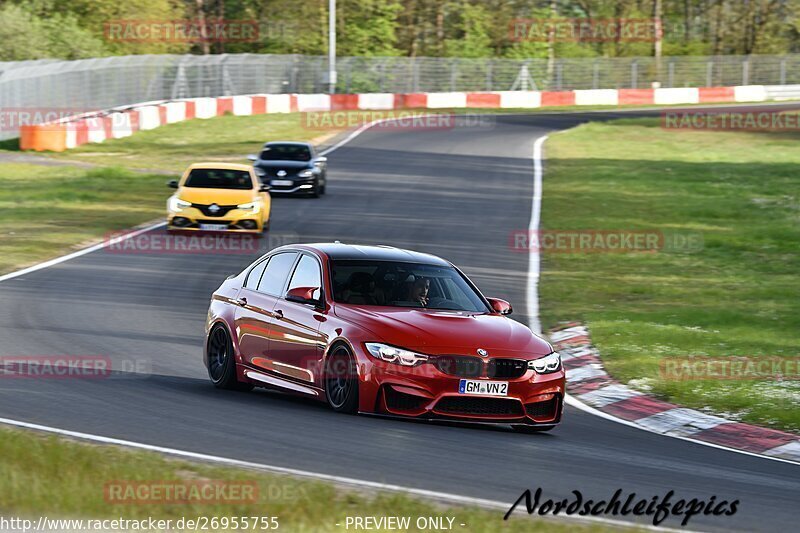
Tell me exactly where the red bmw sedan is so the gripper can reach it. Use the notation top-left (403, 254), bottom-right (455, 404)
top-left (204, 243), bottom-right (565, 431)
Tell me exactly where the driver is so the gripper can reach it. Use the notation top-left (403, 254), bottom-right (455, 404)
top-left (405, 277), bottom-right (430, 307)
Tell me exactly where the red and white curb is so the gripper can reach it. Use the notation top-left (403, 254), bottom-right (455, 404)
top-left (551, 323), bottom-right (800, 463)
top-left (19, 85), bottom-right (776, 152)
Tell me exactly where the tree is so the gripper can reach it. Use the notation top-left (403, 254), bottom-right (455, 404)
top-left (444, 2), bottom-right (493, 57)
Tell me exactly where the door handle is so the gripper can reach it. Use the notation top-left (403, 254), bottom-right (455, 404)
top-left (235, 297), bottom-right (247, 307)
top-left (273, 309), bottom-right (284, 319)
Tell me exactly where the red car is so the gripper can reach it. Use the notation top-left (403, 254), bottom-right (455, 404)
top-left (204, 243), bottom-right (565, 431)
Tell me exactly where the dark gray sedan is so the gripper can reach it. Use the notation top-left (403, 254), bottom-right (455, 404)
top-left (248, 142), bottom-right (327, 197)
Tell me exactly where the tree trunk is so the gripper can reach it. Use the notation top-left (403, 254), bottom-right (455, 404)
top-left (216, 0), bottom-right (225, 55)
top-left (546, 0), bottom-right (556, 89)
top-left (653, 0), bottom-right (662, 83)
top-left (195, 0), bottom-right (211, 55)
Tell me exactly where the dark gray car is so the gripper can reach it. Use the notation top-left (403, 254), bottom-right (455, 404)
top-left (248, 141), bottom-right (327, 197)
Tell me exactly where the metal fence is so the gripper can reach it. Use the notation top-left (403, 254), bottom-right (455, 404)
top-left (2, 53), bottom-right (800, 139)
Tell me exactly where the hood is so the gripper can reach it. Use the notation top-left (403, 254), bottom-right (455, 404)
top-left (255, 160), bottom-right (313, 169)
top-left (334, 305), bottom-right (551, 357)
top-left (176, 187), bottom-right (255, 205)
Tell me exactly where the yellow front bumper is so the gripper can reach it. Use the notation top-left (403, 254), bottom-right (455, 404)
top-left (167, 205), bottom-right (269, 233)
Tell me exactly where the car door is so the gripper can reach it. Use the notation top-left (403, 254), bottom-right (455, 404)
top-left (267, 253), bottom-right (328, 387)
top-left (234, 252), bottom-right (297, 368)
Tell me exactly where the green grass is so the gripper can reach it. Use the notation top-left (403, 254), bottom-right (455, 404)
top-left (540, 118), bottom-right (800, 432)
top-left (0, 427), bottom-right (621, 532)
top-left (0, 164), bottom-right (168, 274)
top-left (41, 112), bottom-right (345, 173)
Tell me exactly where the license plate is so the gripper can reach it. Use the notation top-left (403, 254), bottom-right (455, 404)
top-left (458, 379), bottom-right (508, 396)
top-left (199, 223), bottom-right (228, 231)
top-left (271, 179), bottom-right (293, 186)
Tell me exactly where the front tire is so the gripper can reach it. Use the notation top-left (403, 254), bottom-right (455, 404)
top-left (206, 324), bottom-right (253, 391)
top-left (324, 346), bottom-right (359, 413)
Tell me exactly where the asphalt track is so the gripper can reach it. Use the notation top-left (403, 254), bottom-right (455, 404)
top-left (1, 109), bottom-right (799, 531)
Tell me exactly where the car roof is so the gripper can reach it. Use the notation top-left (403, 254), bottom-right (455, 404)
top-left (187, 162), bottom-right (253, 171)
top-left (263, 141), bottom-right (312, 147)
top-left (289, 243), bottom-right (451, 266)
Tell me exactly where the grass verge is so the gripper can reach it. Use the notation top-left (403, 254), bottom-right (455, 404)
top-left (0, 427), bottom-right (621, 532)
top-left (540, 118), bottom-right (800, 432)
top-left (0, 164), bottom-right (168, 275)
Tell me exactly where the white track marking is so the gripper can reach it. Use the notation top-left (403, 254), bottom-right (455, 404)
top-left (0, 417), bottom-right (691, 532)
top-left (527, 135), bottom-right (548, 335)
top-left (319, 119), bottom-right (384, 156)
top-left (0, 221), bottom-right (166, 283)
top-left (527, 136), bottom-right (800, 467)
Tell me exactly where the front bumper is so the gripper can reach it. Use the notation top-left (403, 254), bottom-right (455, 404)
top-left (262, 177), bottom-right (317, 195)
top-left (358, 354), bottom-right (566, 426)
top-left (167, 206), bottom-right (266, 233)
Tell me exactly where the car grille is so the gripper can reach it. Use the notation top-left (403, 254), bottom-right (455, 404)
top-left (261, 168), bottom-right (300, 179)
top-left (383, 387), bottom-right (428, 412)
top-left (488, 358), bottom-right (528, 379)
top-left (525, 397), bottom-right (559, 420)
top-left (433, 356), bottom-right (529, 378)
top-left (192, 203), bottom-right (237, 217)
top-left (433, 356), bottom-right (483, 378)
top-left (434, 396), bottom-right (524, 417)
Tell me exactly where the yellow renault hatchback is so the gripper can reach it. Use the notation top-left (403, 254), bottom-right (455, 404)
top-left (167, 163), bottom-right (271, 233)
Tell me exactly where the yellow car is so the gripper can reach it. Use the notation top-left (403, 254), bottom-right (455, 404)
top-left (166, 163), bottom-right (271, 233)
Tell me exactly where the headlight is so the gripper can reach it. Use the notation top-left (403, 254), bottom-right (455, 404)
top-left (365, 343), bottom-right (428, 367)
top-left (168, 196), bottom-right (191, 212)
top-left (298, 169), bottom-right (314, 178)
top-left (254, 167), bottom-right (266, 177)
top-left (528, 352), bottom-right (562, 374)
top-left (237, 200), bottom-right (261, 214)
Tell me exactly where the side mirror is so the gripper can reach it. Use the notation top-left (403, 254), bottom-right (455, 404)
top-left (247, 154), bottom-right (258, 162)
top-left (487, 297), bottom-right (512, 315)
top-left (259, 184), bottom-right (271, 192)
top-left (167, 180), bottom-right (179, 189)
top-left (315, 156), bottom-right (327, 165)
top-left (286, 286), bottom-right (321, 306)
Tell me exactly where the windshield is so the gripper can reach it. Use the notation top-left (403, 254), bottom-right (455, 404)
top-left (184, 169), bottom-right (253, 190)
top-left (330, 260), bottom-right (489, 312)
top-left (260, 144), bottom-right (311, 162)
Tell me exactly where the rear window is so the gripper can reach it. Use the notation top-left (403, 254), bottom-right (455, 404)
top-left (260, 144), bottom-right (311, 162)
top-left (184, 169), bottom-right (252, 189)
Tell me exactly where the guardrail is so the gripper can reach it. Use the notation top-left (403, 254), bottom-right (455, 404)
top-left (5, 53), bottom-right (800, 140)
